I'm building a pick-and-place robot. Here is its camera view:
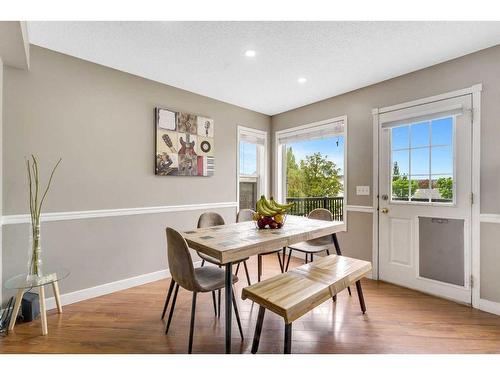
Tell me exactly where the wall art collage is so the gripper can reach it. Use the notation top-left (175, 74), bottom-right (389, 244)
top-left (155, 108), bottom-right (215, 176)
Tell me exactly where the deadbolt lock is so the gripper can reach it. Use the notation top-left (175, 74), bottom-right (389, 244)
top-left (382, 194), bottom-right (389, 201)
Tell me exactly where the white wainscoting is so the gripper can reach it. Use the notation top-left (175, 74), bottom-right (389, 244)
top-left (346, 205), bottom-right (375, 213)
top-left (480, 213), bottom-right (500, 224)
top-left (45, 261), bottom-right (202, 311)
top-left (1, 201), bottom-right (238, 225)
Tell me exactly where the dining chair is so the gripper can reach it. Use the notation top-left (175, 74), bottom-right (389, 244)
top-left (164, 227), bottom-right (243, 353)
top-left (285, 208), bottom-right (352, 298)
top-left (236, 209), bottom-right (285, 282)
top-left (161, 212), bottom-right (249, 320)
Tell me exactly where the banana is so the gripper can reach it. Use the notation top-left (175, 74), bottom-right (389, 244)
top-left (260, 196), bottom-right (281, 214)
top-left (270, 197), bottom-right (295, 210)
top-left (256, 198), bottom-right (276, 217)
top-left (267, 198), bottom-right (286, 212)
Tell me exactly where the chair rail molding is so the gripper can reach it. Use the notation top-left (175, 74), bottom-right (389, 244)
top-left (346, 205), bottom-right (375, 213)
top-left (480, 213), bottom-right (500, 224)
top-left (1, 201), bottom-right (238, 225)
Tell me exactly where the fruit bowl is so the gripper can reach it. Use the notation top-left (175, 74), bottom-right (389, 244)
top-left (253, 196), bottom-right (294, 230)
top-left (253, 213), bottom-right (287, 230)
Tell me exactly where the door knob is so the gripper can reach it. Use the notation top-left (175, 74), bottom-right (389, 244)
top-left (381, 208), bottom-right (389, 214)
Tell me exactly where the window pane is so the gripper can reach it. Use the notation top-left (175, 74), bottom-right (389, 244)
top-left (392, 176), bottom-right (410, 201)
top-left (431, 175), bottom-right (453, 203)
top-left (284, 136), bottom-right (344, 219)
top-left (392, 126), bottom-right (409, 150)
top-left (239, 142), bottom-right (257, 175)
top-left (431, 117), bottom-right (453, 146)
top-left (239, 181), bottom-right (257, 209)
top-left (410, 148), bottom-right (429, 176)
top-left (411, 176), bottom-right (430, 202)
top-left (411, 121), bottom-right (430, 148)
top-left (431, 146), bottom-right (453, 175)
top-left (392, 150), bottom-right (409, 177)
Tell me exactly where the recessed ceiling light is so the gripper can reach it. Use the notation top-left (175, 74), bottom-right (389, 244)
top-left (297, 77), bottom-right (307, 84)
top-left (245, 50), bottom-right (256, 57)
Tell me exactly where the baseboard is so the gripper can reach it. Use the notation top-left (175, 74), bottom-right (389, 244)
top-left (44, 261), bottom-right (201, 311)
top-left (478, 298), bottom-right (500, 315)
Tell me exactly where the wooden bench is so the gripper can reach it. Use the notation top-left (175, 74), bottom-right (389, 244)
top-left (241, 254), bottom-right (372, 354)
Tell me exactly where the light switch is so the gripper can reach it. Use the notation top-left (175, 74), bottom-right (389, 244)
top-left (356, 186), bottom-right (370, 196)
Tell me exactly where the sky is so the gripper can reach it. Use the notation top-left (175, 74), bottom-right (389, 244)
top-left (392, 117), bottom-right (453, 180)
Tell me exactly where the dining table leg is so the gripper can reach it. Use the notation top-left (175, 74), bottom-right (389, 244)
top-left (225, 262), bottom-right (233, 354)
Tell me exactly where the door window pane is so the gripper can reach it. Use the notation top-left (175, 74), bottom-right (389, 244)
top-left (411, 121), bottom-right (430, 148)
top-left (431, 146), bottom-right (453, 175)
top-left (392, 175), bottom-right (410, 201)
top-left (410, 148), bottom-right (429, 176)
top-left (392, 126), bottom-right (409, 150)
top-left (392, 150), bottom-right (409, 176)
top-left (431, 175), bottom-right (453, 203)
top-left (411, 176), bottom-right (430, 202)
top-left (431, 117), bottom-right (453, 146)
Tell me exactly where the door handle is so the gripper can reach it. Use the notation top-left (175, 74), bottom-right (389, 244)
top-left (381, 208), bottom-right (389, 214)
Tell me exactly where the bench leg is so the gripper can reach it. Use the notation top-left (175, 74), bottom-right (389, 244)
top-left (355, 280), bottom-right (366, 314)
top-left (251, 306), bottom-right (266, 354)
top-left (332, 233), bottom-right (352, 296)
top-left (284, 323), bottom-right (292, 354)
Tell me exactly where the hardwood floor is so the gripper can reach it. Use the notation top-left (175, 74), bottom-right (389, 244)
top-left (2, 255), bottom-right (500, 354)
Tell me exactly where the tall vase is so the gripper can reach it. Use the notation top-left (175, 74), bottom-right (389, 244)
top-left (27, 220), bottom-right (42, 281)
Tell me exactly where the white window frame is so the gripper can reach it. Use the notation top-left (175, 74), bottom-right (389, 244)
top-left (388, 116), bottom-right (457, 206)
top-left (237, 126), bottom-right (268, 209)
top-left (274, 115), bottom-right (348, 230)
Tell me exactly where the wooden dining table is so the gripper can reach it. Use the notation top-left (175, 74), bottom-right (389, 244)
top-left (182, 214), bottom-right (345, 354)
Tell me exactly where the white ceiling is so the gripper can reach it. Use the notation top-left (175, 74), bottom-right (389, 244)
top-left (27, 21), bottom-right (500, 115)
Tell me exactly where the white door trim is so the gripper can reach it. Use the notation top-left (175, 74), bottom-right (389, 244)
top-left (372, 84), bottom-right (482, 308)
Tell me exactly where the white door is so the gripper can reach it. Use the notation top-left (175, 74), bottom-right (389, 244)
top-left (378, 95), bottom-right (472, 304)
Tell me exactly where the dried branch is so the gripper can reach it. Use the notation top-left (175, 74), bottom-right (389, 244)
top-left (39, 157), bottom-right (62, 213)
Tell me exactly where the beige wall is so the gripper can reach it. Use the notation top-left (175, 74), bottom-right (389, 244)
top-left (272, 44), bottom-right (500, 303)
top-left (2, 46), bottom-right (271, 304)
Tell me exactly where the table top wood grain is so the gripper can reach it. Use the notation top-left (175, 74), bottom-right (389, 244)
top-left (241, 255), bottom-right (372, 324)
top-left (182, 215), bottom-right (345, 264)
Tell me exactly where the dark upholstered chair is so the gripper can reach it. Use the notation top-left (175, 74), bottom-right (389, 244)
top-left (163, 227), bottom-right (243, 353)
top-left (285, 208), bottom-right (352, 299)
top-left (237, 209), bottom-right (285, 282)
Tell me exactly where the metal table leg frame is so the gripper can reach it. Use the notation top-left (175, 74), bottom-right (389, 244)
top-left (225, 262), bottom-right (233, 354)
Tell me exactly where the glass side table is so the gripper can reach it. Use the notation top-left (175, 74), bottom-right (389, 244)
top-left (5, 268), bottom-right (70, 335)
